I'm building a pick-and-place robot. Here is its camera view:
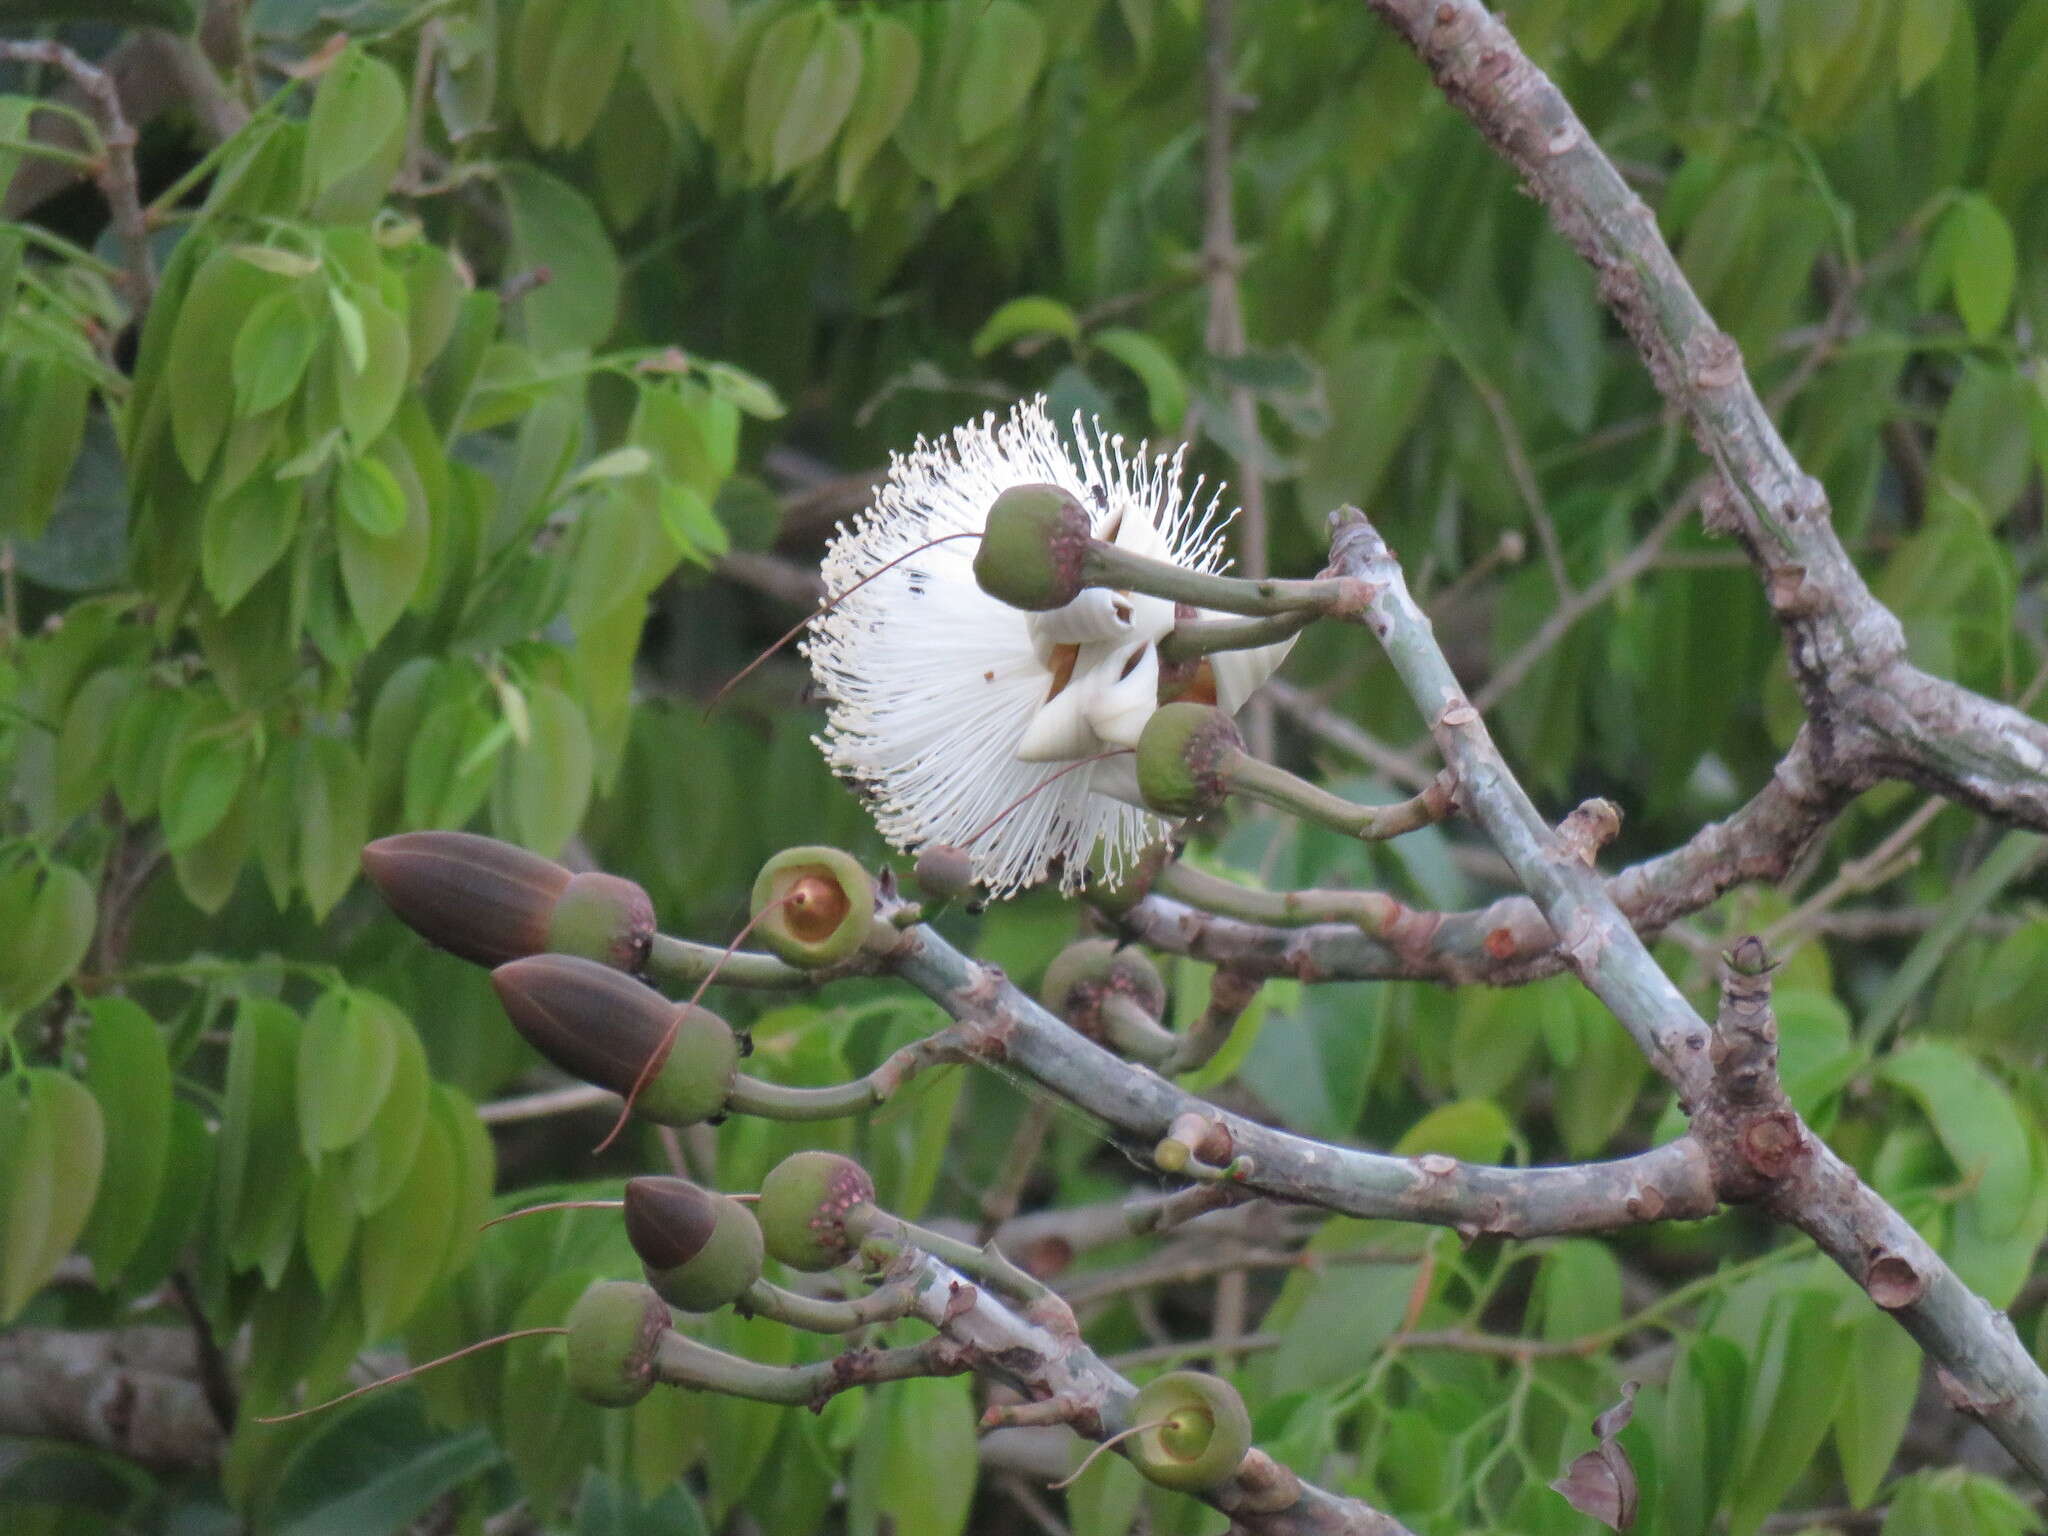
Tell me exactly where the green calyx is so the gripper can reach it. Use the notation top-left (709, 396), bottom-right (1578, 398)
top-left (1042, 939), bottom-right (1165, 1024)
top-left (490, 954), bottom-right (739, 1126)
top-left (565, 1280), bottom-right (671, 1407)
top-left (973, 484), bottom-right (1094, 611)
top-left (750, 846), bottom-right (876, 967)
top-left (756, 1150), bottom-right (876, 1272)
top-left (1130, 1371), bottom-right (1253, 1492)
top-left (547, 871), bottom-right (656, 972)
top-left (625, 1176), bottom-right (765, 1313)
top-left (1135, 703), bottom-right (1243, 818)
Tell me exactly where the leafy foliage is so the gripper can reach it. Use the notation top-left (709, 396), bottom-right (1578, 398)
top-left (2, 0), bottom-right (2048, 1534)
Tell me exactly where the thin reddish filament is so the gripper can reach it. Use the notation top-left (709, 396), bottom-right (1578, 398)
top-left (707, 531), bottom-right (982, 714)
top-left (959, 749), bottom-right (1134, 849)
top-left (254, 1327), bottom-right (570, 1423)
top-left (479, 1198), bottom-right (625, 1232)
top-left (591, 894), bottom-right (796, 1155)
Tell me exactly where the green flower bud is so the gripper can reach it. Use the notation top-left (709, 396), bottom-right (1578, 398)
top-left (973, 484), bottom-right (1094, 611)
top-left (624, 1176), bottom-right (766, 1313)
top-left (564, 1280), bottom-right (671, 1407)
top-left (1041, 939), bottom-right (1166, 1028)
top-left (1086, 844), bottom-right (1168, 915)
top-left (1135, 703), bottom-right (1242, 818)
top-left (547, 872), bottom-right (656, 972)
top-left (750, 847), bottom-right (875, 967)
top-left (490, 955), bottom-right (739, 1126)
top-left (913, 843), bottom-right (976, 901)
top-left (1130, 1371), bottom-right (1253, 1492)
top-left (756, 1150), bottom-right (876, 1272)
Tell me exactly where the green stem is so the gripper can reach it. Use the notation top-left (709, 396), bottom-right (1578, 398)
top-left (0, 135), bottom-right (97, 172)
top-left (1224, 754), bottom-right (1456, 841)
top-left (652, 1330), bottom-right (953, 1403)
top-left (725, 1072), bottom-right (885, 1121)
top-left (738, 1278), bottom-right (917, 1334)
top-left (1153, 861), bottom-right (1395, 931)
top-left (1080, 542), bottom-right (1354, 617)
top-left (1158, 610), bottom-right (1315, 664)
top-left (848, 1208), bottom-right (1050, 1305)
top-left (645, 933), bottom-right (809, 991)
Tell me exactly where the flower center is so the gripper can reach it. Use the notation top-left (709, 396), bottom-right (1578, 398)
top-left (783, 872), bottom-right (849, 942)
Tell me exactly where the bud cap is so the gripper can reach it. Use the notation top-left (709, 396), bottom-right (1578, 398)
top-left (973, 484), bottom-right (1093, 611)
top-left (625, 1176), bottom-right (766, 1312)
top-left (362, 831), bottom-right (571, 966)
top-left (1135, 703), bottom-right (1242, 818)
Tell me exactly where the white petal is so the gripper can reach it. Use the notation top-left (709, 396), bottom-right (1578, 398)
top-left (1030, 588), bottom-right (1140, 647)
top-left (1016, 672), bottom-right (1108, 762)
top-left (1208, 632), bottom-right (1301, 717)
top-left (1086, 640), bottom-right (1162, 749)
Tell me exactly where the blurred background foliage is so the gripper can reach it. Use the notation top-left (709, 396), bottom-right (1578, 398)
top-left (3, 0), bottom-right (2048, 1533)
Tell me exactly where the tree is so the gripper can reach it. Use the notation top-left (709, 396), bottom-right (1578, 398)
top-left (3, 0), bottom-right (2048, 1533)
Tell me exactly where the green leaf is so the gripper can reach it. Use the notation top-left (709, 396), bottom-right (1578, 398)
top-left (77, 998), bottom-right (172, 1288)
top-left (301, 46), bottom-right (408, 221)
top-left (302, 1157), bottom-right (357, 1292)
top-left (271, 1392), bottom-right (502, 1536)
top-left (202, 474), bottom-right (304, 613)
top-left (0, 861), bottom-right (95, 1013)
top-left (337, 469), bottom-right (430, 647)
top-left (118, 1098), bottom-right (213, 1299)
top-left (56, 664), bottom-right (140, 818)
top-left (700, 361), bottom-right (785, 421)
top-left (161, 723), bottom-right (253, 852)
top-left (298, 989), bottom-right (401, 1158)
top-left (768, 13), bottom-right (863, 179)
top-left (0, 1070), bottom-right (106, 1322)
top-left (515, 0), bottom-right (631, 148)
top-left (1092, 327), bottom-right (1188, 433)
top-left (972, 295), bottom-right (1080, 357)
top-left (334, 455), bottom-right (409, 538)
top-left (836, 14), bottom-right (921, 205)
top-left (299, 736), bottom-right (368, 919)
top-left (1553, 1001), bottom-right (1650, 1158)
top-left (358, 1106), bottom-right (458, 1338)
top-left (1880, 1038), bottom-right (2032, 1237)
top-left (1392, 1098), bottom-right (1513, 1164)
top-left (498, 164), bottom-right (622, 356)
top-left (166, 247), bottom-right (285, 481)
top-left (233, 285), bottom-right (322, 417)
top-left (955, 0), bottom-right (1043, 144)
top-left (1898, 0), bottom-right (1959, 91)
top-left (0, 354), bottom-right (91, 540)
top-left (576, 1474), bottom-right (713, 1536)
top-left (495, 683), bottom-right (595, 857)
top-left (1727, 1289), bottom-right (1854, 1535)
top-left (349, 1014), bottom-right (429, 1215)
top-left (847, 1370), bottom-right (976, 1536)
top-left (575, 446), bottom-right (654, 485)
top-left (1659, 1335), bottom-right (1746, 1536)
top-left (657, 482), bottom-right (730, 563)
top-left (335, 292), bottom-right (411, 447)
top-left (1942, 193), bottom-right (2017, 340)
top-left (218, 998), bottom-right (305, 1280)
top-left (1835, 1314), bottom-right (1922, 1508)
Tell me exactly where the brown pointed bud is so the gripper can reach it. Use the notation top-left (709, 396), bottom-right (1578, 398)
top-left (756, 1150), bottom-right (876, 1272)
top-left (624, 1176), bottom-right (765, 1312)
top-left (913, 843), bottom-right (976, 901)
top-left (363, 832), bottom-right (657, 973)
top-left (362, 831), bottom-right (571, 966)
top-left (1135, 703), bottom-right (1243, 818)
top-left (490, 955), bottom-right (738, 1126)
top-left (547, 872), bottom-right (656, 972)
top-left (973, 484), bottom-right (1093, 610)
top-left (564, 1280), bottom-right (670, 1407)
top-left (750, 847), bottom-right (876, 967)
top-left (1042, 939), bottom-right (1166, 1029)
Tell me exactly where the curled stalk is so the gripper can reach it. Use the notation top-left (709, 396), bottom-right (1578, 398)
top-left (1153, 859), bottom-right (1403, 932)
top-left (1158, 610), bottom-right (1315, 665)
top-left (738, 1277), bottom-right (920, 1333)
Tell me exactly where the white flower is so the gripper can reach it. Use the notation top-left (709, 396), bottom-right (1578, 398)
top-left (804, 398), bottom-right (1296, 899)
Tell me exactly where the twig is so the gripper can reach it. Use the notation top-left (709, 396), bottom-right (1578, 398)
top-left (0, 41), bottom-right (154, 304)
